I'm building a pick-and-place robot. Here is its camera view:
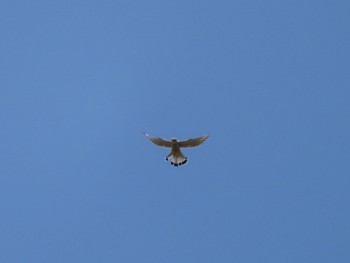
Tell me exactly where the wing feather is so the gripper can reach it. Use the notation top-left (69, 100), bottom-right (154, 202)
top-left (178, 134), bottom-right (209, 148)
top-left (144, 133), bottom-right (173, 148)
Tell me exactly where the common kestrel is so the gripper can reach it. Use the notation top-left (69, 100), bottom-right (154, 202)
top-left (144, 133), bottom-right (209, 166)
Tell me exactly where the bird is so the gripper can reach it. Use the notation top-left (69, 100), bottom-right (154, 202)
top-left (144, 133), bottom-right (209, 166)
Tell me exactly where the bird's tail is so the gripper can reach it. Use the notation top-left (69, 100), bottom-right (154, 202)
top-left (167, 150), bottom-right (188, 167)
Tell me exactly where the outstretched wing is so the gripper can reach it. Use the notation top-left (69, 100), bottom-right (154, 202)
top-left (178, 134), bottom-right (209, 148)
top-left (144, 133), bottom-right (173, 148)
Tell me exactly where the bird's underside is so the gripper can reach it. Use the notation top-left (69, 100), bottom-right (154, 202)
top-left (144, 133), bottom-right (208, 167)
top-left (166, 147), bottom-right (188, 167)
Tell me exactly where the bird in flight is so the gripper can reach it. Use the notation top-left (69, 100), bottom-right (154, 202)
top-left (144, 133), bottom-right (209, 166)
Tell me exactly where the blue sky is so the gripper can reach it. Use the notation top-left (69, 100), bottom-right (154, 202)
top-left (1, 0), bottom-right (349, 262)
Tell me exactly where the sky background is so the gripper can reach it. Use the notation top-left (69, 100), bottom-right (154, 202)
top-left (1, 0), bottom-right (349, 262)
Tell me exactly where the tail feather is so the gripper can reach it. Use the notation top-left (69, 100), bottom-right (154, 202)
top-left (167, 150), bottom-right (188, 167)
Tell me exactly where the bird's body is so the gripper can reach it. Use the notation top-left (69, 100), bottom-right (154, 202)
top-left (144, 133), bottom-right (208, 166)
top-left (166, 140), bottom-right (187, 166)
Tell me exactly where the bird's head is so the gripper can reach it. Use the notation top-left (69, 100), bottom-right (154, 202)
top-left (171, 138), bottom-right (178, 142)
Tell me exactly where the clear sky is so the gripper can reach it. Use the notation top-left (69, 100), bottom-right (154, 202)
top-left (1, 0), bottom-right (349, 262)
